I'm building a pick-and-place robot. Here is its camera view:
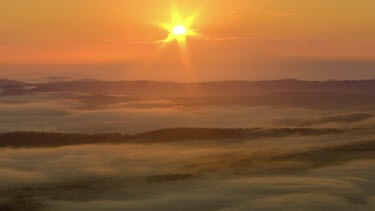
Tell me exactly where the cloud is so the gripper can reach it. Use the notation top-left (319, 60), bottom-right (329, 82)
top-left (0, 90), bottom-right (331, 133)
top-left (0, 81), bottom-right (375, 210)
top-left (0, 128), bottom-right (375, 210)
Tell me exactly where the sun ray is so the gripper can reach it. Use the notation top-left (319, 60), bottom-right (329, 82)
top-left (158, 9), bottom-right (200, 50)
top-left (151, 8), bottom-right (203, 79)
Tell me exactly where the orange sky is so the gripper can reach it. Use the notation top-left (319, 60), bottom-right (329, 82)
top-left (1, 0), bottom-right (375, 81)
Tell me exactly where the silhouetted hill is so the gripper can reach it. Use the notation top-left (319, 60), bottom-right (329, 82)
top-left (3, 79), bottom-right (375, 108)
top-left (0, 132), bottom-right (131, 148)
top-left (28, 79), bottom-right (375, 96)
top-left (0, 79), bottom-right (29, 89)
top-left (133, 128), bottom-right (343, 141)
top-left (0, 128), bottom-right (344, 148)
top-left (0, 88), bottom-right (30, 96)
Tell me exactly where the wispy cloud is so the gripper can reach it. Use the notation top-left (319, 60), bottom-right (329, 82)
top-left (207, 36), bottom-right (240, 41)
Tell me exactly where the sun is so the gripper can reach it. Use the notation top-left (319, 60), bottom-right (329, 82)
top-left (173, 25), bottom-right (187, 36)
top-left (158, 10), bottom-right (201, 48)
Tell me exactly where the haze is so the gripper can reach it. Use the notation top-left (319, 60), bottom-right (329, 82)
top-left (1, 0), bottom-right (375, 81)
top-left (1, 1), bottom-right (375, 210)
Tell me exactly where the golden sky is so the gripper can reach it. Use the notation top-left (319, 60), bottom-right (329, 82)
top-left (1, 0), bottom-right (375, 81)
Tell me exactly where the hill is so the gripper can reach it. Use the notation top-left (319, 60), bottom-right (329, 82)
top-left (0, 128), bottom-right (344, 148)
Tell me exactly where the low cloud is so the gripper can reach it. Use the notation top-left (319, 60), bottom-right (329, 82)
top-left (0, 129), bottom-right (375, 210)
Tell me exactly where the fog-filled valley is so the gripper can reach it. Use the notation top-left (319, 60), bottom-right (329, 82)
top-left (2, 79), bottom-right (375, 133)
top-left (2, 128), bottom-right (375, 211)
top-left (1, 79), bottom-right (375, 210)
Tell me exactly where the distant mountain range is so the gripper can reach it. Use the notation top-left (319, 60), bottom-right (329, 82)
top-left (2, 79), bottom-right (375, 108)
top-left (3, 78), bottom-right (375, 94)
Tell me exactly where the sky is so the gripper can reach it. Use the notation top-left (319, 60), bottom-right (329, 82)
top-left (1, 0), bottom-right (375, 81)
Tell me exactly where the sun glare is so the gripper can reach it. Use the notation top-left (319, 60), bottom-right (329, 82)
top-left (158, 10), bottom-right (200, 49)
top-left (173, 25), bottom-right (187, 36)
